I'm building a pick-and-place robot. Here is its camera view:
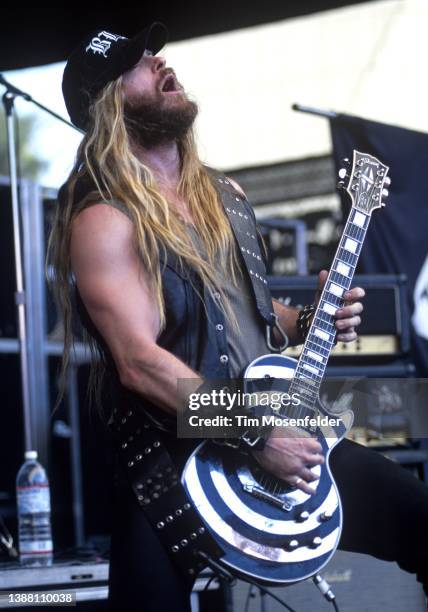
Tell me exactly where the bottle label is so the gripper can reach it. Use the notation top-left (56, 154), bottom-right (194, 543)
top-left (19, 539), bottom-right (53, 554)
top-left (17, 486), bottom-right (51, 514)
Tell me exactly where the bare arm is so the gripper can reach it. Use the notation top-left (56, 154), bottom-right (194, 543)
top-left (272, 299), bottom-right (301, 345)
top-left (70, 203), bottom-right (202, 416)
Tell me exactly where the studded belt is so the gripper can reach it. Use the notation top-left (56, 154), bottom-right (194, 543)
top-left (110, 405), bottom-right (224, 581)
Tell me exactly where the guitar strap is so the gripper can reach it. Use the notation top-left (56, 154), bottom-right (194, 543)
top-left (206, 167), bottom-right (287, 351)
top-left (110, 405), bottom-right (225, 581)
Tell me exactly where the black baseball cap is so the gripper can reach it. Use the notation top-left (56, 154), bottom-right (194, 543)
top-left (62, 22), bottom-right (169, 130)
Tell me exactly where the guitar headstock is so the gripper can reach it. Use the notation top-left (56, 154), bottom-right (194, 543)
top-left (338, 150), bottom-right (391, 215)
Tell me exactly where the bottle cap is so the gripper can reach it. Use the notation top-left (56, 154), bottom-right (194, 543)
top-left (25, 450), bottom-right (38, 460)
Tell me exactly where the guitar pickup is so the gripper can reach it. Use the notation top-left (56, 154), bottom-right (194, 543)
top-left (243, 483), bottom-right (293, 512)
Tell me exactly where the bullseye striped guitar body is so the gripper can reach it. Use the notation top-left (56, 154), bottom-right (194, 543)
top-left (183, 354), bottom-right (353, 583)
top-left (182, 151), bottom-right (390, 584)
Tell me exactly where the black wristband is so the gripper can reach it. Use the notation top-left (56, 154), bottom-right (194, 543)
top-left (296, 303), bottom-right (316, 343)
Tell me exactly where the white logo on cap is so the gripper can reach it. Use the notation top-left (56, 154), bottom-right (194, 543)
top-left (86, 31), bottom-right (126, 58)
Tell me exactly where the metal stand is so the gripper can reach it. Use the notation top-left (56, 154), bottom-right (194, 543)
top-left (2, 91), bottom-right (33, 453)
top-left (292, 102), bottom-right (338, 118)
top-left (0, 75), bottom-right (82, 456)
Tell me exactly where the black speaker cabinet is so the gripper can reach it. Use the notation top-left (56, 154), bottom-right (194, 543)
top-left (269, 274), bottom-right (410, 357)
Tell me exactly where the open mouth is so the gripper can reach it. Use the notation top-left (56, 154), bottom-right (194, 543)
top-left (161, 74), bottom-right (181, 93)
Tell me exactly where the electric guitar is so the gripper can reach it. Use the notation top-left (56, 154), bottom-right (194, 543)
top-left (181, 150), bottom-right (390, 584)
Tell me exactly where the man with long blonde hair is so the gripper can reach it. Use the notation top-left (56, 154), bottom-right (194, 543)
top-left (50, 20), bottom-right (428, 612)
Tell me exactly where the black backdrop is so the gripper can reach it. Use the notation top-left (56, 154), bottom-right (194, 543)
top-left (330, 114), bottom-right (428, 376)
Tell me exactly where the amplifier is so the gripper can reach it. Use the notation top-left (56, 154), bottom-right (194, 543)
top-left (232, 550), bottom-right (426, 611)
top-left (268, 274), bottom-right (410, 357)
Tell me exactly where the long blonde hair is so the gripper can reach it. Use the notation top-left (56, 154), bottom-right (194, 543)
top-left (47, 76), bottom-right (241, 423)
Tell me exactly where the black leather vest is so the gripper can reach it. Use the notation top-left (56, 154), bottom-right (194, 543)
top-left (155, 168), bottom-right (276, 378)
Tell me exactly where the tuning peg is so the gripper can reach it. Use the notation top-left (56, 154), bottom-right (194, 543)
top-left (382, 188), bottom-right (389, 197)
top-left (384, 176), bottom-right (391, 186)
top-left (343, 157), bottom-right (351, 165)
top-left (337, 180), bottom-right (346, 190)
top-left (338, 168), bottom-right (348, 179)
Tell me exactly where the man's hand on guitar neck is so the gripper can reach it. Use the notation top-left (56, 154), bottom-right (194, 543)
top-left (271, 271), bottom-right (365, 347)
top-left (317, 269), bottom-right (365, 343)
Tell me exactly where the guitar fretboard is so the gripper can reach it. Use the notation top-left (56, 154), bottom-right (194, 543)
top-left (287, 207), bottom-right (371, 429)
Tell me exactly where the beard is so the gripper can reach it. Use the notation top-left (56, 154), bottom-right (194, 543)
top-left (123, 89), bottom-right (198, 149)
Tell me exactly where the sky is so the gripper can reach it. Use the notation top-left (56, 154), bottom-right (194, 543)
top-left (2, 61), bottom-right (81, 188)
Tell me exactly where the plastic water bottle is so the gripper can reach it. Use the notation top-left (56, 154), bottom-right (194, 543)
top-left (16, 450), bottom-right (53, 566)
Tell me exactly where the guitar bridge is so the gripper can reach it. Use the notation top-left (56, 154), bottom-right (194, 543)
top-left (243, 483), bottom-right (293, 512)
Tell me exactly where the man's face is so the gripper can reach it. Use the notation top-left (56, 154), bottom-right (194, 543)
top-left (121, 49), bottom-right (198, 148)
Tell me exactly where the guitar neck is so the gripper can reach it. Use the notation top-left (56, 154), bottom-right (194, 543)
top-left (289, 206), bottom-right (371, 407)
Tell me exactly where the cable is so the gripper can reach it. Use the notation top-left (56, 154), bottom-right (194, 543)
top-left (244, 584), bottom-right (257, 612)
top-left (194, 550), bottom-right (236, 586)
top-left (313, 574), bottom-right (341, 612)
top-left (195, 551), bottom-right (295, 611)
top-left (202, 574), bottom-right (218, 592)
top-left (242, 576), bottom-right (298, 612)
top-left (195, 550), bottom-right (341, 612)
top-left (245, 573), bottom-right (342, 612)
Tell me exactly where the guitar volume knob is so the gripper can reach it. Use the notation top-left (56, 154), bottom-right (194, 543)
top-left (286, 539), bottom-right (299, 551)
top-left (311, 536), bottom-right (322, 548)
top-left (319, 510), bottom-right (334, 522)
top-left (297, 511), bottom-right (309, 522)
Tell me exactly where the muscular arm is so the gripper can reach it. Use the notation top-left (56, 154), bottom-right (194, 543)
top-left (70, 203), bottom-right (202, 416)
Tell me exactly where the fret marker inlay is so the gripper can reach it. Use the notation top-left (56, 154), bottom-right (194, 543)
top-left (323, 302), bottom-right (337, 315)
top-left (336, 262), bottom-right (351, 276)
top-left (307, 350), bottom-right (324, 363)
top-left (353, 211), bottom-right (367, 228)
top-left (314, 328), bottom-right (331, 342)
top-left (303, 364), bottom-right (319, 375)
top-left (344, 237), bottom-right (358, 253)
top-left (329, 283), bottom-right (344, 297)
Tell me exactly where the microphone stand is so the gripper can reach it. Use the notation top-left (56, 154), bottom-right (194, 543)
top-left (0, 73), bottom-right (83, 454)
top-left (292, 102), bottom-right (338, 118)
